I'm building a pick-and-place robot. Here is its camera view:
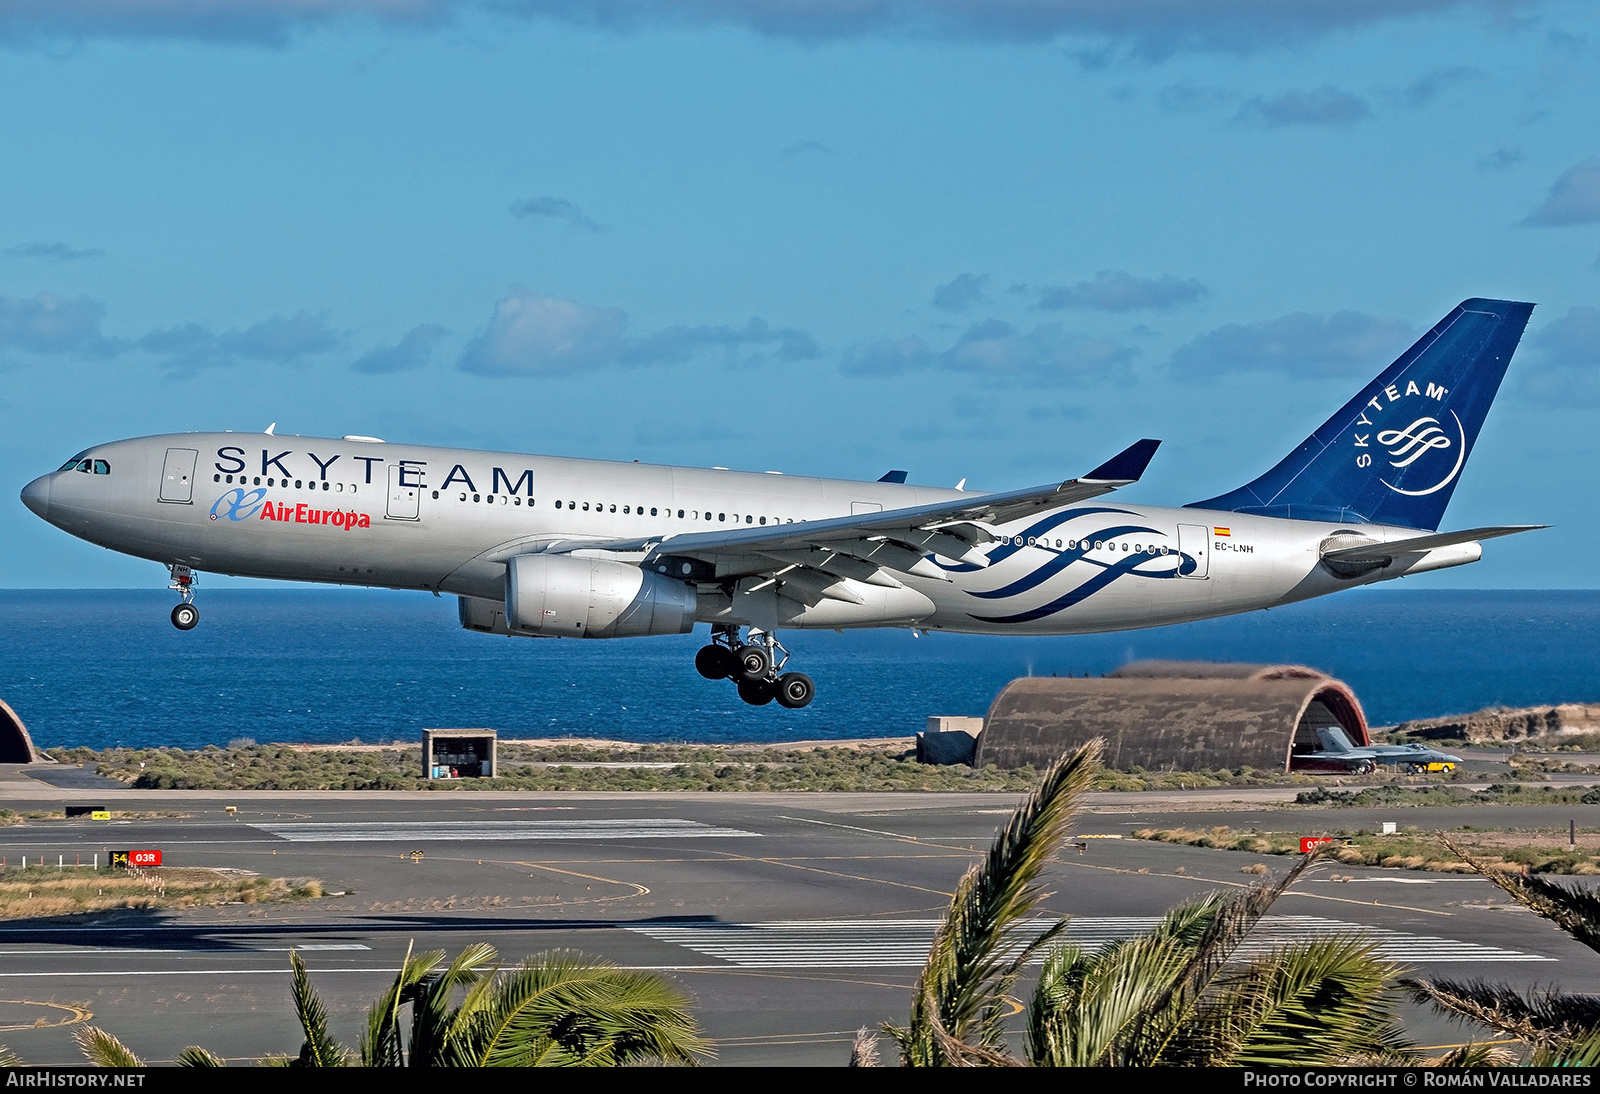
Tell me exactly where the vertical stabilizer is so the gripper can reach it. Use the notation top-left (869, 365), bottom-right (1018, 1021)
top-left (1187, 298), bottom-right (1533, 530)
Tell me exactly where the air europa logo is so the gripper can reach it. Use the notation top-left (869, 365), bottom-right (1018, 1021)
top-left (259, 501), bottom-right (371, 530)
top-left (210, 488), bottom-right (266, 521)
top-left (1349, 378), bottom-right (1465, 497)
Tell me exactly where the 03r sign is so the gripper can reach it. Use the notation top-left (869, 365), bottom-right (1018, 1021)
top-left (1299, 837), bottom-right (1334, 854)
top-left (110, 849), bottom-right (163, 867)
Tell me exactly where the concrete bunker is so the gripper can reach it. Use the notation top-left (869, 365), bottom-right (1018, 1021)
top-left (423, 728), bottom-right (497, 780)
top-left (0, 697), bottom-right (36, 764)
top-left (973, 661), bottom-right (1369, 773)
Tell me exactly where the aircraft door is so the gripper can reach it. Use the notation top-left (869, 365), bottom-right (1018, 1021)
top-left (1177, 523), bottom-right (1210, 578)
top-left (386, 463), bottom-right (420, 521)
top-left (158, 448), bottom-right (198, 504)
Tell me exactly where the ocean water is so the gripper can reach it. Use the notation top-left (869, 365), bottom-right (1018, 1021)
top-left (1, 587), bottom-right (1596, 750)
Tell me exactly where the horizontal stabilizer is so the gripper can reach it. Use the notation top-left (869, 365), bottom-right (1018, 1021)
top-left (1320, 524), bottom-right (1546, 564)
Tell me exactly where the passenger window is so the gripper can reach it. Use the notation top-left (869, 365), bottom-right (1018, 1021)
top-left (706, 512), bottom-right (712, 520)
top-left (677, 509), bottom-right (684, 518)
top-left (474, 494), bottom-right (481, 503)
top-left (514, 497), bottom-right (521, 506)
top-left (460, 493), bottom-right (467, 501)
top-left (759, 516), bottom-right (766, 525)
top-left (718, 512), bottom-right (725, 521)
top-left (295, 480), bottom-right (303, 489)
top-left (582, 502), bottom-right (589, 511)
top-left (650, 507), bottom-right (658, 516)
top-left (94, 460), bottom-right (110, 475)
top-left (609, 504), bottom-right (616, 513)
top-left (745, 515), bottom-right (753, 524)
top-left (555, 500), bottom-right (562, 508)
top-left (430, 490), bottom-right (438, 499)
top-left (226, 474), bottom-right (234, 483)
top-left (213, 474), bottom-right (221, 483)
top-left (623, 505), bottom-right (630, 514)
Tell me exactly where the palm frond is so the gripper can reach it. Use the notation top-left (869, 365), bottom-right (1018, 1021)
top-left (457, 951), bottom-right (710, 1067)
top-left (1424, 1043), bottom-right (1519, 1067)
top-left (1439, 835), bottom-right (1600, 956)
top-left (1534, 1025), bottom-right (1600, 1067)
top-left (849, 1028), bottom-right (881, 1067)
top-left (1174, 938), bottom-right (1410, 1067)
top-left (175, 1046), bottom-right (227, 1067)
top-left (1405, 976), bottom-right (1600, 1046)
top-left (1130, 850), bottom-right (1320, 1064)
top-left (74, 1026), bottom-right (143, 1068)
top-left (0, 1046), bottom-right (21, 1067)
top-left (405, 942), bottom-right (497, 1067)
top-left (288, 949), bottom-right (350, 1067)
top-left (889, 740), bottom-right (1102, 1066)
top-left (361, 941), bottom-right (444, 1066)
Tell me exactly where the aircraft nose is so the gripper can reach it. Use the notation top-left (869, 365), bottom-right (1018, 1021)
top-left (20, 475), bottom-right (50, 520)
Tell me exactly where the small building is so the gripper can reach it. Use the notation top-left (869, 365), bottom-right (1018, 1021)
top-left (974, 661), bottom-right (1370, 773)
top-left (0, 697), bottom-right (36, 764)
top-left (422, 729), bottom-right (497, 779)
top-left (918, 716), bottom-right (983, 765)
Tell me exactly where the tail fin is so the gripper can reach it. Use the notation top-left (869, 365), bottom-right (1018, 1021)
top-left (1186, 298), bottom-right (1534, 531)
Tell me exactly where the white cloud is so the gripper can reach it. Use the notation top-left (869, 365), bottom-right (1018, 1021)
top-left (1169, 310), bottom-right (1413, 378)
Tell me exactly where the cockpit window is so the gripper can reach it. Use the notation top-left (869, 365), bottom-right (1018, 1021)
top-left (93, 460), bottom-right (110, 475)
top-left (58, 454), bottom-right (88, 472)
top-left (77, 460), bottom-right (93, 473)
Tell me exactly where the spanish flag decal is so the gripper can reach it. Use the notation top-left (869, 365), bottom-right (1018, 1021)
top-left (1214, 527), bottom-right (1231, 537)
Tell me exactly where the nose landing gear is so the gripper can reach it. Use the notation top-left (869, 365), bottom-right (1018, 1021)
top-left (168, 564), bottom-right (199, 630)
top-left (695, 625), bottom-right (814, 709)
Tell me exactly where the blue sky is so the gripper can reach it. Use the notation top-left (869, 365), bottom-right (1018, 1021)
top-left (2, 0), bottom-right (1597, 589)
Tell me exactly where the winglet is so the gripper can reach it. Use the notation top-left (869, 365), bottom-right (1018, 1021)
top-left (1082, 439), bottom-right (1160, 484)
top-left (877, 470), bottom-right (909, 483)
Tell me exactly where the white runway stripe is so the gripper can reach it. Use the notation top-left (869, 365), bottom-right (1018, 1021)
top-left (628, 915), bottom-right (1554, 968)
top-left (250, 819), bottom-right (757, 842)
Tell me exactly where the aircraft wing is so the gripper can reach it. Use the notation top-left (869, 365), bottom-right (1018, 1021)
top-left (1320, 524), bottom-right (1546, 564)
top-left (545, 439), bottom-right (1160, 604)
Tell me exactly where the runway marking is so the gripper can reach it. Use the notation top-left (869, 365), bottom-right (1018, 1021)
top-left (0, 999), bottom-right (93, 1032)
top-left (248, 819), bottom-right (758, 842)
top-left (515, 861), bottom-right (651, 903)
top-left (628, 915), bottom-right (1555, 968)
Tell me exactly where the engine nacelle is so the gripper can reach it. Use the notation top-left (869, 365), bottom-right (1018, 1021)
top-left (505, 553), bottom-right (697, 638)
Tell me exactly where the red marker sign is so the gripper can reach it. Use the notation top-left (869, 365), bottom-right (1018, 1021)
top-left (1299, 837), bottom-right (1334, 854)
top-left (128, 849), bottom-right (163, 866)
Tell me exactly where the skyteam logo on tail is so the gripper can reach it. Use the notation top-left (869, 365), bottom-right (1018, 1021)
top-left (1349, 379), bottom-right (1464, 498)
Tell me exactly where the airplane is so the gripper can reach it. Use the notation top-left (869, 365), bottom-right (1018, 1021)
top-left (21, 297), bottom-right (1542, 711)
top-left (1291, 725), bottom-right (1463, 775)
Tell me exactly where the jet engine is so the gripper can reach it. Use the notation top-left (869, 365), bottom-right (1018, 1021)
top-left (502, 553), bottom-right (697, 638)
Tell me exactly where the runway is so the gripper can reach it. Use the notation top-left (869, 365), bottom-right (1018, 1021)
top-left (0, 782), bottom-right (1596, 1065)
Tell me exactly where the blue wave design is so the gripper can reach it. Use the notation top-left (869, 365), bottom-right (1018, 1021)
top-left (968, 551), bottom-right (1182, 624)
top-left (932, 506), bottom-right (1134, 573)
top-left (968, 523), bottom-right (1159, 599)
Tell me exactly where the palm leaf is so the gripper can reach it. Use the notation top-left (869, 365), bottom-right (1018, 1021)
top-left (1438, 834), bottom-right (1600, 955)
top-left (74, 1026), bottom-right (143, 1068)
top-left (1130, 850), bottom-right (1320, 1064)
top-left (1174, 938), bottom-right (1410, 1067)
top-left (1025, 894), bottom-right (1231, 1067)
top-left (456, 952), bottom-right (709, 1067)
top-left (0, 1046), bottom-right (21, 1067)
top-left (889, 740), bottom-right (1102, 1066)
top-left (176, 1046), bottom-right (227, 1067)
top-left (288, 949), bottom-right (350, 1067)
top-left (1424, 1043), bottom-right (1518, 1067)
top-left (405, 942), bottom-right (497, 1067)
top-left (361, 941), bottom-right (444, 1066)
top-left (1405, 977), bottom-right (1600, 1047)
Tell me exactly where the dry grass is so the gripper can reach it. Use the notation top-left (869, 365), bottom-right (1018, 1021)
top-left (0, 867), bottom-right (323, 919)
top-left (1130, 825), bottom-right (1600, 875)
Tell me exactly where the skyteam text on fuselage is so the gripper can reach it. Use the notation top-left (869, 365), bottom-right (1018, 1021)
top-left (21, 298), bottom-right (1543, 710)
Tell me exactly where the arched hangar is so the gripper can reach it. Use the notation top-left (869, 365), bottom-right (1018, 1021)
top-left (973, 661), bottom-right (1370, 773)
top-left (0, 697), bottom-right (37, 764)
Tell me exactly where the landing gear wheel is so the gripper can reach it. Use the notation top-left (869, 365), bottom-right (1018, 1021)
top-left (171, 603), bottom-right (199, 630)
top-left (695, 644), bottom-right (736, 680)
top-left (734, 644), bottom-right (772, 683)
top-left (775, 672), bottom-right (815, 710)
top-left (737, 678), bottom-right (777, 706)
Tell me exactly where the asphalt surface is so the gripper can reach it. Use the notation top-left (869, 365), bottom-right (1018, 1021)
top-left (3, 774), bottom-right (1600, 1065)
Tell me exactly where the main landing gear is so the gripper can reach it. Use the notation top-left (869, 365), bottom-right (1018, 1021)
top-left (695, 626), bottom-right (815, 709)
top-left (168, 564), bottom-right (200, 631)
